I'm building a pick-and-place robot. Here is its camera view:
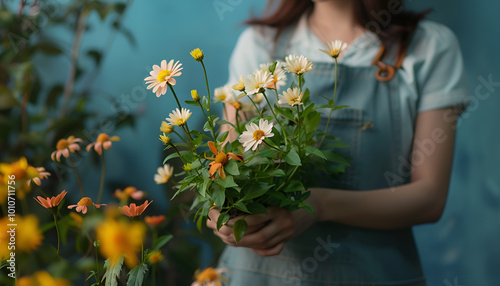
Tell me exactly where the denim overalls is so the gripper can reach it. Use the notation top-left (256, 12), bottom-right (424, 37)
top-left (217, 23), bottom-right (436, 286)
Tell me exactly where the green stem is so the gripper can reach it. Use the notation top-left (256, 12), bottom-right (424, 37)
top-left (246, 94), bottom-right (261, 115)
top-left (67, 157), bottom-right (84, 197)
top-left (167, 83), bottom-right (183, 111)
top-left (273, 88), bottom-right (280, 103)
top-left (297, 105), bottom-right (302, 153)
top-left (235, 109), bottom-right (240, 134)
top-left (199, 103), bottom-right (216, 141)
top-left (170, 144), bottom-right (187, 165)
top-left (97, 151), bottom-right (106, 204)
top-left (53, 214), bottom-right (61, 258)
top-left (201, 61), bottom-right (212, 106)
top-left (298, 74), bottom-right (303, 93)
top-left (319, 58), bottom-right (338, 147)
top-left (95, 243), bottom-right (100, 285)
top-left (262, 91), bottom-right (288, 143)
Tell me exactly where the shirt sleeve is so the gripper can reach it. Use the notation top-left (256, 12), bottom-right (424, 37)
top-left (414, 22), bottom-right (469, 113)
top-left (226, 26), bottom-right (275, 87)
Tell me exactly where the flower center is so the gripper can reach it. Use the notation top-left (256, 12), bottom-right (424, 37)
top-left (332, 49), bottom-right (339, 55)
top-left (219, 94), bottom-right (226, 101)
top-left (214, 153), bottom-right (228, 165)
top-left (173, 118), bottom-right (186, 126)
top-left (231, 101), bottom-right (241, 110)
top-left (96, 133), bottom-right (110, 143)
top-left (78, 197), bottom-right (94, 206)
top-left (56, 139), bottom-right (69, 150)
top-left (253, 130), bottom-right (266, 141)
top-left (157, 70), bottom-right (172, 82)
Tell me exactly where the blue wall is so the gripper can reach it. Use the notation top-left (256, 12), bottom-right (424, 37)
top-left (41, 1), bottom-right (499, 285)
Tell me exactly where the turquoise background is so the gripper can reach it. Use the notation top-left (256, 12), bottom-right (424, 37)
top-left (40, 1), bottom-right (499, 285)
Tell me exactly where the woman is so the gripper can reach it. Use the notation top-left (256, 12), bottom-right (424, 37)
top-left (207, 0), bottom-right (469, 285)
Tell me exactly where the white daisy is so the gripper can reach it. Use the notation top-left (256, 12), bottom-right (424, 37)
top-left (166, 108), bottom-right (192, 126)
top-left (214, 85), bottom-right (233, 102)
top-left (319, 40), bottom-right (348, 58)
top-left (144, 59), bottom-right (183, 97)
top-left (260, 62), bottom-right (288, 91)
top-left (154, 164), bottom-right (173, 184)
top-left (239, 118), bottom-right (274, 152)
top-left (283, 54), bottom-right (314, 75)
top-left (278, 87), bottom-right (304, 106)
top-left (244, 70), bottom-right (273, 95)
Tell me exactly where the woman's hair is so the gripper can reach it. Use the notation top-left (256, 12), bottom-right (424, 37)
top-left (247, 0), bottom-right (430, 56)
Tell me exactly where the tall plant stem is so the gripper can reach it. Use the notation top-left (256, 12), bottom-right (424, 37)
top-left (262, 91), bottom-right (288, 143)
top-left (168, 83), bottom-right (183, 111)
top-left (60, 8), bottom-right (89, 118)
top-left (319, 58), bottom-right (338, 147)
top-left (53, 214), bottom-right (61, 257)
top-left (201, 61), bottom-right (212, 105)
top-left (67, 157), bottom-right (85, 196)
top-left (95, 243), bottom-right (100, 285)
top-left (97, 151), bottom-right (106, 203)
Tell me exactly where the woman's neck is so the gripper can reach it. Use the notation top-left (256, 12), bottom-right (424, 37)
top-left (309, 0), bottom-right (364, 45)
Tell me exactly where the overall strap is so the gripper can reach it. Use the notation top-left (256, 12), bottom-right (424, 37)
top-left (371, 41), bottom-right (409, 82)
top-left (271, 26), bottom-right (295, 61)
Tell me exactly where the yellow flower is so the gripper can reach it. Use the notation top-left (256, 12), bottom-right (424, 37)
top-left (319, 40), bottom-right (348, 59)
top-left (17, 271), bottom-right (71, 286)
top-left (192, 267), bottom-right (228, 286)
top-left (232, 75), bottom-right (245, 91)
top-left (96, 218), bottom-right (146, 269)
top-left (160, 121), bottom-right (173, 134)
top-left (190, 48), bottom-right (204, 61)
top-left (148, 250), bottom-right (164, 264)
top-left (166, 108), bottom-right (192, 126)
top-left (191, 89), bottom-right (201, 101)
top-left (86, 133), bottom-right (120, 155)
top-left (0, 157), bottom-right (38, 201)
top-left (159, 134), bottom-right (171, 145)
top-left (16, 215), bottom-right (43, 254)
top-left (154, 164), bottom-right (173, 184)
top-left (284, 54), bottom-right (314, 75)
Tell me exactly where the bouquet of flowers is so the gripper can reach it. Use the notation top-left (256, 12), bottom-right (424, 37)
top-left (147, 41), bottom-right (349, 242)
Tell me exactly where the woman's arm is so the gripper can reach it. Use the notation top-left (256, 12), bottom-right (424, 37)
top-left (313, 107), bottom-right (459, 229)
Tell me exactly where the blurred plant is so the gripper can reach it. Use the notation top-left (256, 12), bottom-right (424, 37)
top-left (0, 0), bottom-right (137, 167)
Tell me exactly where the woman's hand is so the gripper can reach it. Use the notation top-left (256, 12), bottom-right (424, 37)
top-left (207, 203), bottom-right (318, 256)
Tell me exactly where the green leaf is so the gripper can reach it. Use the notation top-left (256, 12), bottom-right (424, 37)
top-left (242, 182), bottom-right (274, 200)
top-left (323, 150), bottom-right (351, 165)
top-left (257, 149), bottom-right (279, 158)
top-left (196, 215), bottom-right (204, 232)
top-left (233, 219), bottom-right (248, 243)
top-left (217, 130), bottom-right (229, 143)
top-left (184, 100), bottom-right (200, 106)
top-left (216, 212), bottom-right (230, 230)
top-left (224, 160), bottom-right (240, 176)
top-left (267, 169), bottom-right (286, 177)
top-left (304, 146), bottom-right (327, 160)
top-left (152, 234), bottom-right (173, 252)
top-left (212, 185), bottom-right (226, 207)
top-left (234, 201), bottom-right (249, 213)
top-left (214, 175), bottom-right (238, 188)
top-left (127, 263), bottom-right (148, 286)
top-left (298, 202), bottom-right (315, 214)
top-left (102, 257), bottom-right (123, 286)
top-left (284, 148), bottom-right (301, 166)
top-left (0, 86), bottom-right (18, 109)
top-left (246, 202), bottom-right (268, 214)
top-left (274, 106), bottom-right (295, 122)
top-left (198, 179), bottom-right (211, 197)
top-left (217, 120), bottom-right (235, 129)
top-left (284, 180), bottom-right (305, 193)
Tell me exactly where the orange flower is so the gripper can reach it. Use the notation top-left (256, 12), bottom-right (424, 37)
top-left (51, 136), bottom-right (82, 161)
top-left (205, 141), bottom-right (243, 179)
top-left (34, 190), bottom-right (67, 209)
top-left (192, 267), bottom-right (228, 286)
top-left (68, 197), bottom-right (106, 214)
top-left (145, 215), bottom-right (166, 226)
top-left (119, 200), bottom-right (153, 217)
top-left (86, 133), bottom-right (120, 155)
top-left (28, 167), bottom-right (51, 186)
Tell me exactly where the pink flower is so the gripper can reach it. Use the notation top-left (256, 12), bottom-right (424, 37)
top-left (68, 197), bottom-right (106, 214)
top-left (28, 167), bottom-right (51, 186)
top-left (86, 133), bottom-right (120, 155)
top-left (144, 59), bottom-right (183, 97)
top-left (51, 136), bottom-right (82, 162)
